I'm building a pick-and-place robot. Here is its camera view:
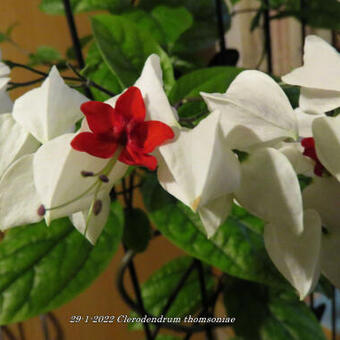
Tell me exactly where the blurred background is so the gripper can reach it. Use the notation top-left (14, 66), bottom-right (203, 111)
top-left (0, 0), bottom-right (339, 339)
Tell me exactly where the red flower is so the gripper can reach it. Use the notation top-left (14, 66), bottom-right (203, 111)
top-left (301, 137), bottom-right (325, 177)
top-left (71, 87), bottom-right (174, 170)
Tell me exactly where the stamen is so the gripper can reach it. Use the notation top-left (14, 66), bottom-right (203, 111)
top-left (93, 200), bottom-right (103, 216)
top-left (81, 170), bottom-right (94, 177)
top-left (99, 174), bottom-right (109, 183)
top-left (37, 204), bottom-right (46, 216)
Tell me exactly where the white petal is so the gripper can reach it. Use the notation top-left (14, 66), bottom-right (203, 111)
top-left (299, 88), bottom-right (340, 114)
top-left (158, 111), bottom-right (240, 209)
top-left (0, 78), bottom-right (13, 113)
top-left (197, 194), bottom-right (233, 238)
top-left (0, 154), bottom-right (43, 229)
top-left (201, 70), bottom-right (298, 151)
top-left (33, 134), bottom-right (127, 223)
top-left (282, 35), bottom-right (340, 92)
top-left (264, 209), bottom-right (322, 299)
top-left (235, 147), bottom-right (303, 232)
top-left (106, 54), bottom-right (179, 128)
top-left (13, 66), bottom-right (87, 143)
top-left (279, 142), bottom-right (314, 176)
top-left (312, 116), bottom-right (340, 181)
top-left (303, 176), bottom-right (340, 288)
top-left (295, 107), bottom-right (324, 137)
top-left (0, 114), bottom-right (39, 177)
top-left (70, 193), bottom-right (111, 245)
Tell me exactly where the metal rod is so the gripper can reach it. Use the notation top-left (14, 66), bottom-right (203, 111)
top-left (116, 250), bottom-right (230, 333)
top-left (62, 0), bottom-right (93, 99)
top-left (40, 315), bottom-right (50, 340)
top-left (263, 0), bottom-right (273, 73)
top-left (17, 323), bottom-right (25, 340)
top-left (215, 0), bottom-right (226, 52)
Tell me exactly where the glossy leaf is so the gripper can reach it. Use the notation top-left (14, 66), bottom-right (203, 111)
top-left (151, 6), bottom-right (193, 48)
top-left (141, 174), bottom-right (288, 288)
top-left (129, 256), bottom-right (215, 330)
top-left (28, 46), bottom-right (63, 66)
top-left (91, 14), bottom-right (175, 93)
top-left (169, 66), bottom-right (243, 105)
top-left (224, 278), bottom-right (326, 340)
top-left (84, 43), bottom-right (123, 101)
top-left (0, 201), bottom-right (123, 325)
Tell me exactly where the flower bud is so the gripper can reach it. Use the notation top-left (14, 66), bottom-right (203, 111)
top-left (37, 204), bottom-right (46, 216)
top-left (81, 170), bottom-right (94, 177)
top-left (93, 200), bottom-right (102, 216)
top-left (99, 174), bottom-right (109, 183)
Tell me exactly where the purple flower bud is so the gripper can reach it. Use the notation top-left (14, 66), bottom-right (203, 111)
top-left (99, 174), bottom-right (109, 183)
top-left (37, 204), bottom-right (46, 216)
top-left (81, 170), bottom-right (94, 177)
top-left (93, 200), bottom-right (102, 216)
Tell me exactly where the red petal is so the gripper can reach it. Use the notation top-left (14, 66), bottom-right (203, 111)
top-left (115, 87), bottom-right (145, 122)
top-left (71, 132), bottom-right (117, 159)
top-left (119, 147), bottom-right (157, 170)
top-left (130, 120), bottom-right (175, 153)
top-left (81, 101), bottom-right (115, 134)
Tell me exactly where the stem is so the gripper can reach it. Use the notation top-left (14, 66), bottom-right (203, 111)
top-left (62, 0), bottom-right (93, 99)
top-left (40, 315), bottom-right (50, 340)
top-left (67, 62), bottom-right (115, 97)
top-left (215, 0), bottom-right (226, 52)
top-left (263, 0), bottom-right (273, 73)
top-left (8, 77), bottom-right (45, 90)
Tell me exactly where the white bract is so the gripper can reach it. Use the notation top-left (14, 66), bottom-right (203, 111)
top-left (282, 35), bottom-right (340, 114)
top-left (0, 67), bottom-right (86, 178)
top-left (134, 55), bottom-right (240, 237)
top-left (312, 115), bottom-right (340, 181)
top-left (201, 70), bottom-right (298, 151)
top-left (234, 147), bottom-right (321, 298)
top-left (303, 177), bottom-right (340, 288)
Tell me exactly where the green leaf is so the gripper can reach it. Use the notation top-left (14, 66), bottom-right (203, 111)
top-left (66, 35), bottom-right (92, 60)
top-left (151, 6), bottom-right (193, 48)
top-left (28, 46), bottom-right (63, 66)
top-left (0, 201), bottom-right (123, 325)
top-left (123, 208), bottom-right (151, 253)
top-left (169, 66), bottom-right (243, 105)
top-left (91, 14), bottom-right (175, 93)
top-left (270, 0), bottom-right (340, 30)
top-left (39, 0), bottom-right (131, 15)
top-left (224, 278), bottom-right (326, 340)
top-left (129, 256), bottom-right (215, 330)
top-left (84, 43), bottom-right (122, 101)
top-left (141, 174), bottom-right (288, 288)
top-left (138, 0), bottom-right (230, 57)
top-left (121, 9), bottom-right (165, 46)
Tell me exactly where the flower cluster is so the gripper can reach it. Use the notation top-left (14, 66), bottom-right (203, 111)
top-left (0, 36), bottom-right (339, 300)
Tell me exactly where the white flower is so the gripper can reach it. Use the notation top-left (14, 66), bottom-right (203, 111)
top-left (303, 176), bottom-right (340, 288)
top-left (282, 35), bottom-right (340, 114)
top-left (234, 147), bottom-right (322, 299)
top-left (201, 70), bottom-right (298, 151)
